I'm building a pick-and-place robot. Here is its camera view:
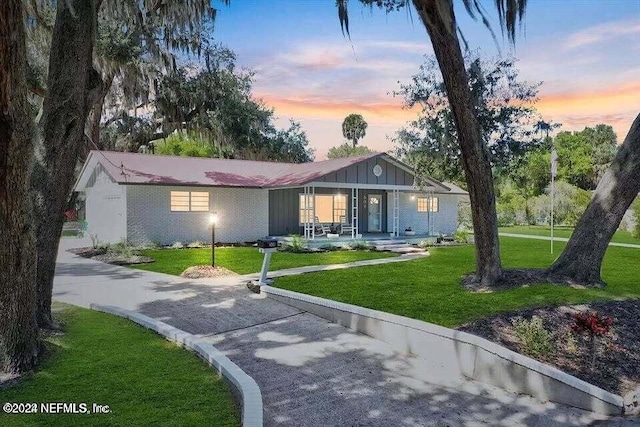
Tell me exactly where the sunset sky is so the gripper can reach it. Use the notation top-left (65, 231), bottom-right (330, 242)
top-left (212, 0), bottom-right (640, 159)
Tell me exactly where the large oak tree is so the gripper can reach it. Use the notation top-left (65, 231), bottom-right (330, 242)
top-left (338, 0), bottom-right (639, 288)
top-left (0, 0), bottom-right (40, 373)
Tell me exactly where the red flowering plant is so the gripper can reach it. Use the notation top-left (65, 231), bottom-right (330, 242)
top-left (571, 312), bottom-right (614, 370)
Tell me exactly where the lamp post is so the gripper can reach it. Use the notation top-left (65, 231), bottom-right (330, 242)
top-left (209, 212), bottom-right (218, 267)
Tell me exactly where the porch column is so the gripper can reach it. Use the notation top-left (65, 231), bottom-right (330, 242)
top-left (392, 189), bottom-right (400, 237)
top-left (311, 185), bottom-right (316, 240)
top-left (303, 185), bottom-right (309, 239)
top-left (351, 187), bottom-right (358, 239)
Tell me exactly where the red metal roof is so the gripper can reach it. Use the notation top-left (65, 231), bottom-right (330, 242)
top-left (87, 150), bottom-right (384, 188)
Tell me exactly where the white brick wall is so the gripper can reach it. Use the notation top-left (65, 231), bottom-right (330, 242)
top-left (85, 170), bottom-right (127, 244)
top-left (126, 185), bottom-right (269, 245)
top-left (387, 192), bottom-right (459, 235)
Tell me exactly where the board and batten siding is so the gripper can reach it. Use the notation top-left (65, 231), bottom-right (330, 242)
top-left (126, 185), bottom-right (269, 245)
top-left (315, 157), bottom-right (414, 186)
top-left (85, 167), bottom-right (127, 244)
top-left (269, 187), bottom-right (393, 236)
top-left (387, 192), bottom-right (460, 235)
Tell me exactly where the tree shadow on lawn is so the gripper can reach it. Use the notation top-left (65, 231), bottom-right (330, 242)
top-left (135, 283), bottom-right (612, 427)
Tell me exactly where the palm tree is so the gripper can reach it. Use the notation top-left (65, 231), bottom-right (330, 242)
top-left (338, 0), bottom-right (640, 288)
top-left (342, 113), bottom-right (368, 147)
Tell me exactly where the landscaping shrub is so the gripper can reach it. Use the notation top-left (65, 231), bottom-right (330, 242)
top-left (417, 239), bottom-right (435, 249)
top-left (281, 234), bottom-right (307, 253)
top-left (318, 244), bottom-right (341, 252)
top-left (107, 241), bottom-right (135, 258)
top-left (512, 316), bottom-right (553, 358)
top-left (453, 229), bottom-right (468, 244)
top-left (632, 198), bottom-right (640, 239)
top-left (572, 311), bottom-right (614, 370)
top-left (457, 201), bottom-right (472, 230)
top-left (348, 240), bottom-right (373, 251)
top-left (528, 181), bottom-right (591, 226)
top-left (496, 187), bottom-right (527, 226)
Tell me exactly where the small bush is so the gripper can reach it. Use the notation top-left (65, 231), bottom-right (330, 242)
top-left (281, 234), bottom-right (307, 253)
top-left (318, 244), bottom-right (341, 252)
top-left (107, 241), bottom-right (135, 258)
top-left (512, 316), bottom-right (553, 358)
top-left (417, 239), bottom-right (435, 249)
top-left (348, 240), bottom-right (373, 251)
top-left (453, 229), bottom-right (468, 244)
top-left (572, 311), bottom-right (614, 370)
top-left (171, 241), bottom-right (185, 249)
top-left (572, 312), bottom-right (613, 338)
top-left (632, 198), bottom-right (640, 239)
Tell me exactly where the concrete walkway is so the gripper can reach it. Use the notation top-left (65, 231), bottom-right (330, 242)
top-left (243, 252), bottom-right (428, 280)
top-left (500, 232), bottom-right (640, 249)
top-left (54, 238), bottom-right (621, 426)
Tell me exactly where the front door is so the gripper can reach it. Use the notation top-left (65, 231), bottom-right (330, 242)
top-left (367, 194), bottom-right (382, 232)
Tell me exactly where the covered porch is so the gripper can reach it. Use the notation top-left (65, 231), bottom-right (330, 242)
top-left (296, 182), bottom-right (438, 241)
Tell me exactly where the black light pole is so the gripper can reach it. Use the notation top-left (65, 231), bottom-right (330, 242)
top-left (210, 212), bottom-right (218, 267)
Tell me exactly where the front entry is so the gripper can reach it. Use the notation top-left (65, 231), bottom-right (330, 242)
top-left (367, 194), bottom-right (382, 232)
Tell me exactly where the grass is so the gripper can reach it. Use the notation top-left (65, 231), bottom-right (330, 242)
top-left (499, 225), bottom-right (640, 245)
top-left (132, 247), bottom-right (395, 276)
top-left (274, 237), bottom-right (640, 328)
top-left (0, 304), bottom-right (239, 427)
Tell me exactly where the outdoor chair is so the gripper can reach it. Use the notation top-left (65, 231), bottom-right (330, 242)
top-left (314, 216), bottom-right (331, 236)
top-left (339, 215), bottom-right (354, 235)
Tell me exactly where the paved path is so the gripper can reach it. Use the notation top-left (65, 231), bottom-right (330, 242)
top-left (54, 238), bottom-right (619, 426)
top-left (243, 252), bottom-right (428, 281)
top-left (500, 232), bottom-right (640, 249)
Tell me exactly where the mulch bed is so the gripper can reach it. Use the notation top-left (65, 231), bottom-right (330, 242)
top-left (458, 300), bottom-right (640, 396)
top-left (180, 265), bottom-right (238, 279)
top-left (69, 247), bottom-right (153, 265)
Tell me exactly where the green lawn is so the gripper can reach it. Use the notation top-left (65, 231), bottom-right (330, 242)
top-left (0, 304), bottom-right (239, 427)
top-left (133, 247), bottom-right (395, 276)
top-left (274, 237), bottom-right (640, 328)
top-left (499, 225), bottom-right (640, 245)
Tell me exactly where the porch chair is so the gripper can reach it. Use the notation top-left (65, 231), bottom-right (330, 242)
top-left (314, 216), bottom-right (331, 236)
top-left (339, 215), bottom-right (354, 235)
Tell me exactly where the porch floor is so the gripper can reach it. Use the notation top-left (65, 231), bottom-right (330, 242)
top-left (274, 233), bottom-right (436, 245)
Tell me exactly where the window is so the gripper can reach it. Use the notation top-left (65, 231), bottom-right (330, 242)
top-left (417, 196), bottom-right (439, 212)
top-left (299, 194), bottom-right (347, 223)
top-left (171, 191), bottom-right (209, 212)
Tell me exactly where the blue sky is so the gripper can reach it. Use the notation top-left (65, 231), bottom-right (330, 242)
top-left (210, 0), bottom-right (640, 159)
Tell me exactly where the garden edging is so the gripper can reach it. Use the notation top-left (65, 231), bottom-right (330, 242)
top-left (260, 285), bottom-right (625, 416)
top-left (90, 304), bottom-right (263, 426)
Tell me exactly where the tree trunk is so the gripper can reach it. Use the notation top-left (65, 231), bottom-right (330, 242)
top-left (83, 73), bottom-right (114, 158)
top-left (547, 113), bottom-right (640, 286)
top-left (32, 0), bottom-right (100, 328)
top-left (0, 0), bottom-right (40, 373)
top-left (413, 0), bottom-right (502, 288)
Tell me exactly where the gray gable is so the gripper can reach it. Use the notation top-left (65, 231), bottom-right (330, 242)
top-left (313, 154), bottom-right (416, 186)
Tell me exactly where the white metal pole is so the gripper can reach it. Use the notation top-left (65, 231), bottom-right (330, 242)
top-left (551, 171), bottom-right (554, 254)
top-left (550, 142), bottom-right (557, 255)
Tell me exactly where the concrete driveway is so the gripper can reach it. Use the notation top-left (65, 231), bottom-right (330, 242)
top-left (54, 238), bottom-right (623, 427)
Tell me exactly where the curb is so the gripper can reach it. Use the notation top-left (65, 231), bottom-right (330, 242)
top-left (260, 285), bottom-right (625, 416)
top-left (90, 304), bottom-right (263, 427)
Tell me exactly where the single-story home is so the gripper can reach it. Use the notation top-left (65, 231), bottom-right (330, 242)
top-left (74, 150), bottom-right (468, 245)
